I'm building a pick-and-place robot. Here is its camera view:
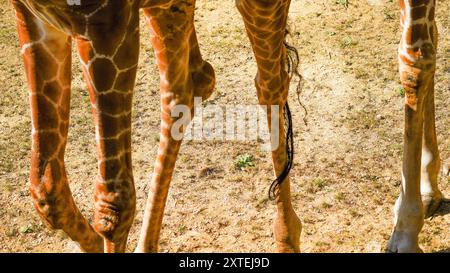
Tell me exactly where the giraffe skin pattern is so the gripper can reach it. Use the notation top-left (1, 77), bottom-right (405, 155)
top-left (11, 0), bottom-right (443, 253)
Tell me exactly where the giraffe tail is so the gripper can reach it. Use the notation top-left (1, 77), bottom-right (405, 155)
top-left (268, 29), bottom-right (305, 200)
top-left (268, 103), bottom-right (294, 200)
top-left (284, 29), bottom-right (307, 125)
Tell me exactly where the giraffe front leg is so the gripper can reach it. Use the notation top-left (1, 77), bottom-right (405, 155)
top-left (75, 5), bottom-right (140, 252)
top-left (388, 104), bottom-right (426, 253)
top-left (13, 1), bottom-right (103, 252)
top-left (136, 3), bottom-right (195, 253)
top-left (237, 0), bottom-right (301, 253)
top-left (388, 1), bottom-right (438, 253)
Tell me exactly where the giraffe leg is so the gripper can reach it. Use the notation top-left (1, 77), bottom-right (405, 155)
top-left (75, 4), bottom-right (140, 253)
top-left (237, 0), bottom-right (301, 253)
top-left (388, 104), bottom-right (426, 253)
top-left (13, 1), bottom-right (103, 252)
top-left (388, 0), bottom-right (438, 253)
top-left (136, 2), bottom-right (196, 253)
top-left (420, 79), bottom-right (443, 218)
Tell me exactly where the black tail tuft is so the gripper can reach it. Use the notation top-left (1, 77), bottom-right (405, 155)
top-left (268, 30), bottom-right (304, 201)
top-left (268, 103), bottom-right (294, 200)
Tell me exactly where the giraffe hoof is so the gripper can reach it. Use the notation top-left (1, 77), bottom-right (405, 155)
top-left (274, 212), bottom-right (302, 253)
top-left (387, 230), bottom-right (422, 253)
top-left (422, 193), bottom-right (443, 219)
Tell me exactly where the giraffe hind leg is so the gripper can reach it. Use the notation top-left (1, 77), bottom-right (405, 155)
top-left (236, 0), bottom-right (301, 253)
top-left (388, 0), bottom-right (438, 253)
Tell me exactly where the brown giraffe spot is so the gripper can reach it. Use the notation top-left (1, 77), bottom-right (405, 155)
top-left (113, 30), bottom-right (139, 70)
top-left (77, 222), bottom-right (87, 234)
top-left (70, 14), bottom-right (88, 37)
top-left (102, 138), bottom-right (123, 158)
top-left (42, 80), bottom-right (62, 103)
top-left (36, 94), bottom-right (58, 130)
top-left (118, 130), bottom-right (131, 150)
top-left (97, 92), bottom-right (132, 115)
top-left (98, 113), bottom-right (121, 138)
top-left (37, 132), bottom-right (60, 159)
top-left (411, 6), bottom-right (427, 21)
top-left (33, 44), bottom-right (59, 81)
top-left (114, 69), bottom-right (137, 92)
top-left (267, 76), bottom-right (283, 91)
top-left (58, 92), bottom-right (71, 118)
top-left (87, 3), bottom-right (130, 56)
top-left (89, 58), bottom-right (117, 92)
top-left (421, 42), bottom-right (436, 59)
top-left (410, 24), bottom-right (428, 44)
top-left (98, 158), bottom-right (122, 181)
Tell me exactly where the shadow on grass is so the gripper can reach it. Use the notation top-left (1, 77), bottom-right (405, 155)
top-left (433, 198), bottom-right (450, 217)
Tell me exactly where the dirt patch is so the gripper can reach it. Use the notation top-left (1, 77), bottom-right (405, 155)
top-left (0, 0), bottom-right (448, 253)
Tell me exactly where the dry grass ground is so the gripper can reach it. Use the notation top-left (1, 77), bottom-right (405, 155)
top-left (0, 0), bottom-right (448, 253)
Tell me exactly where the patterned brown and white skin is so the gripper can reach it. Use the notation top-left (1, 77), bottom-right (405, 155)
top-left (10, 0), bottom-right (443, 253)
top-left (12, 0), bottom-right (300, 253)
top-left (387, 0), bottom-right (444, 253)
